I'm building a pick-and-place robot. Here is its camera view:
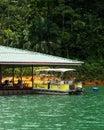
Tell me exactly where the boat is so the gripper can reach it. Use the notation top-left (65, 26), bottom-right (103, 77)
top-left (33, 68), bottom-right (84, 95)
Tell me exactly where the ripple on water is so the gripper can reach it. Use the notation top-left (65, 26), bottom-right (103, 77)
top-left (0, 87), bottom-right (104, 130)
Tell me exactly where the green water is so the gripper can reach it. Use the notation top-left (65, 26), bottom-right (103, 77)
top-left (0, 86), bottom-right (104, 130)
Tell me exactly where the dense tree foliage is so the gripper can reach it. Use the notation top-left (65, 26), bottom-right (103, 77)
top-left (0, 0), bottom-right (104, 80)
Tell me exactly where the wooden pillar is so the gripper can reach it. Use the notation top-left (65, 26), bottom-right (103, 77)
top-left (0, 65), bottom-right (2, 83)
top-left (32, 66), bottom-right (34, 88)
top-left (20, 66), bottom-right (23, 85)
top-left (12, 67), bottom-right (15, 85)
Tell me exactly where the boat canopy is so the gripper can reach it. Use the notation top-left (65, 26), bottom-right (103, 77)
top-left (36, 68), bottom-right (76, 73)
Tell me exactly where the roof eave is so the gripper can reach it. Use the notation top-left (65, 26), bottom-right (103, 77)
top-left (0, 62), bottom-right (83, 66)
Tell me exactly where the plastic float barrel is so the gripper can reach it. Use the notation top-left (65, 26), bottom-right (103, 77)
top-left (92, 87), bottom-right (99, 92)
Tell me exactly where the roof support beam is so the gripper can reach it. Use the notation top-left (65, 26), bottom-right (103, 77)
top-left (32, 66), bottom-right (34, 88)
top-left (11, 67), bottom-right (14, 85)
top-left (0, 65), bottom-right (2, 83)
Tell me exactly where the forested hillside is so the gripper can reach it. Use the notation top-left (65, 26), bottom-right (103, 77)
top-left (0, 0), bottom-right (104, 80)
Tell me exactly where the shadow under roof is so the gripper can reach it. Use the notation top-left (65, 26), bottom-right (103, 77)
top-left (0, 45), bottom-right (83, 66)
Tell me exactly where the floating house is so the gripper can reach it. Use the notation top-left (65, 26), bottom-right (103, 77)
top-left (0, 45), bottom-right (83, 95)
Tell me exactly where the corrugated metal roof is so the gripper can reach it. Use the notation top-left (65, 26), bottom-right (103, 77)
top-left (0, 45), bottom-right (83, 66)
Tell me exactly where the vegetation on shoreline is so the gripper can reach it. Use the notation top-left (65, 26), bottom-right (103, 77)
top-left (0, 0), bottom-right (104, 80)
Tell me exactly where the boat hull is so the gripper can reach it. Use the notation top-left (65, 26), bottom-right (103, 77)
top-left (33, 83), bottom-right (84, 95)
top-left (33, 88), bottom-right (83, 95)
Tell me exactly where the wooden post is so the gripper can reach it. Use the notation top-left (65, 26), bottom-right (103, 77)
top-left (0, 65), bottom-right (2, 83)
top-left (20, 66), bottom-right (23, 87)
top-left (32, 66), bottom-right (34, 88)
top-left (12, 67), bottom-right (15, 85)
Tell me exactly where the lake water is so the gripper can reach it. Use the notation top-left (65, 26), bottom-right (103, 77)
top-left (0, 86), bottom-right (104, 130)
